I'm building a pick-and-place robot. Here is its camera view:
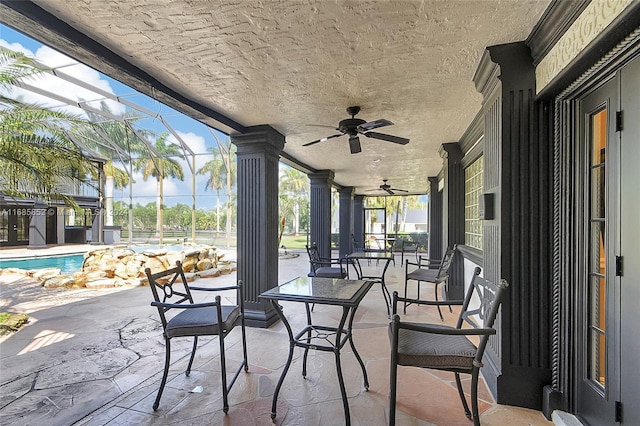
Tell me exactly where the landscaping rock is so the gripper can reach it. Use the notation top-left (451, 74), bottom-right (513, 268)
top-left (198, 268), bottom-right (221, 278)
top-left (12, 244), bottom-right (228, 289)
top-left (196, 258), bottom-right (213, 271)
top-left (42, 275), bottom-right (75, 288)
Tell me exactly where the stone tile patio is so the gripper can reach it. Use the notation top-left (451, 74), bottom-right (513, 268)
top-left (0, 246), bottom-right (553, 425)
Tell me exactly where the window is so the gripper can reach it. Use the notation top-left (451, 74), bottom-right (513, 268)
top-left (464, 156), bottom-right (483, 250)
top-left (588, 108), bottom-right (607, 388)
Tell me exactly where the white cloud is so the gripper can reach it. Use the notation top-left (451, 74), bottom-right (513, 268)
top-left (0, 39), bottom-right (124, 116)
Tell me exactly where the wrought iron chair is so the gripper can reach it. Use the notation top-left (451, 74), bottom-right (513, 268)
top-left (403, 244), bottom-right (457, 320)
top-left (389, 267), bottom-right (509, 426)
top-left (400, 240), bottom-right (418, 264)
top-left (351, 233), bottom-right (366, 253)
top-left (306, 242), bottom-right (348, 279)
top-left (145, 261), bottom-right (248, 413)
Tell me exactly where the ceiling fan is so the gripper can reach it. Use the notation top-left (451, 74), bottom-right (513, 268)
top-left (303, 106), bottom-right (410, 154)
top-left (367, 179), bottom-right (409, 196)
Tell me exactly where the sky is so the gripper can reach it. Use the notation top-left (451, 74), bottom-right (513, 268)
top-left (0, 24), bottom-right (232, 210)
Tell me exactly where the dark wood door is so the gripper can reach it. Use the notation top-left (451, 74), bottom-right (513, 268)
top-left (576, 75), bottom-right (618, 426)
top-left (577, 54), bottom-right (640, 426)
top-left (618, 54), bottom-right (640, 426)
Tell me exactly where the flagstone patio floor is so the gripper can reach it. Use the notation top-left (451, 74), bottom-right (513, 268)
top-left (0, 245), bottom-right (554, 425)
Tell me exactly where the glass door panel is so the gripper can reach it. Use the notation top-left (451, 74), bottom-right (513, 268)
top-left (587, 109), bottom-right (607, 391)
top-left (0, 212), bottom-right (8, 243)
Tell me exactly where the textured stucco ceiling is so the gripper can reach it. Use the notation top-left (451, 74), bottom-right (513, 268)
top-left (4, 0), bottom-right (551, 195)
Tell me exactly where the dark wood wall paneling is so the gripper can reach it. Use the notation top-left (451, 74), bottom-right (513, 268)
top-left (482, 95), bottom-right (503, 375)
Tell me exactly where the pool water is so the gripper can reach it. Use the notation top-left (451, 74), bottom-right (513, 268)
top-left (0, 254), bottom-right (85, 273)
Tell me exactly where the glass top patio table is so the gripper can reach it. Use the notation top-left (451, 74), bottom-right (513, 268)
top-left (347, 251), bottom-right (394, 260)
top-left (260, 276), bottom-right (373, 425)
top-left (347, 251), bottom-right (394, 315)
top-left (260, 275), bottom-right (372, 305)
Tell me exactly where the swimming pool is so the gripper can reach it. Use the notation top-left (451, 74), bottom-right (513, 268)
top-left (0, 244), bottom-right (194, 274)
top-left (0, 254), bottom-right (85, 273)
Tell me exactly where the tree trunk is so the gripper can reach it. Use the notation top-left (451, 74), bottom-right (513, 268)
top-left (216, 189), bottom-right (221, 232)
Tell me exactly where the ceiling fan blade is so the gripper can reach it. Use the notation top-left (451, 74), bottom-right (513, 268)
top-left (349, 136), bottom-right (362, 154)
top-left (385, 188), bottom-right (395, 195)
top-left (390, 188), bottom-right (409, 193)
top-left (302, 133), bottom-right (343, 147)
top-left (364, 131), bottom-right (410, 145)
top-left (357, 119), bottom-right (393, 132)
top-left (305, 123), bottom-right (338, 130)
top-left (306, 124), bottom-right (340, 129)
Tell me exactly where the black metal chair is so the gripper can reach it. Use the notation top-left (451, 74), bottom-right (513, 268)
top-left (306, 242), bottom-right (348, 278)
top-left (145, 261), bottom-right (248, 413)
top-left (389, 267), bottom-right (509, 426)
top-left (400, 240), bottom-right (418, 264)
top-left (351, 233), bottom-right (366, 253)
top-left (403, 244), bottom-right (457, 320)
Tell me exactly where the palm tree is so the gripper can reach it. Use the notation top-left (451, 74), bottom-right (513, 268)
top-left (82, 103), bottom-right (149, 226)
top-left (197, 135), bottom-right (236, 246)
top-left (196, 150), bottom-right (226, 232)
top-left (133, 131), bottom-right (184, 241)
top-left (279, 166), bottom-right (309, 235)
top-left (0, 49), bottom-right (96, 205)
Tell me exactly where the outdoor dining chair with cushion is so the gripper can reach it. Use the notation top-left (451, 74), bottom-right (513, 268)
top-left (306, 242), bottom-right (348, 279)
top-left (389, 267), bottom-right (509, 426)
top-left (403, 244), bottom-right (457, 320)
top-left (400, 240), bottom-right (418, 264)
top-left (145, 261), bottom-right (248, 413)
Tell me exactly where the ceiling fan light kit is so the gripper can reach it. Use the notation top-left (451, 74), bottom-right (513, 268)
top-left (348, 136), bottom-right (362, 154)
top-left (303, 106), bottom-right (409, 154)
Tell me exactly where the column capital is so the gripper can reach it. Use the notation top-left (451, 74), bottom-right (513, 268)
top-left (439, 142), bottom-right (463, 163)
top-left (338, 186), bottom-right (355, 196)
top-left (309, 170), bottom-right (335, 185)
top-left (232, 125), bottom-right (285, 153)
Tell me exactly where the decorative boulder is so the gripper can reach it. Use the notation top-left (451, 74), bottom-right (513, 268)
top-left (196, 259), bottom-right (213, 271)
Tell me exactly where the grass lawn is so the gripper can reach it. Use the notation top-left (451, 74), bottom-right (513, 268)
top-left (279, 234), bottom-right (310, 249)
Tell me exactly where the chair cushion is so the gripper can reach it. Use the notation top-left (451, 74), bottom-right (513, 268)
top-left (165, 305), bottom-right (240, 338)
top-left (390, 323), bottom-right (477, 371)
top-left (406, 268), bottom-right (441, 282)
top-left (314, 267), bottom-right (347, 278)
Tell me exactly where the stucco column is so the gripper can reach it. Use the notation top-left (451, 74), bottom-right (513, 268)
top-left (353, 195), bottom-right (364, 251)
top-left (232, 125), bottom-right (285, 328)
top-left (28, 202), bottom-right (48, 249)
top-left (427, 176), bottom-right (443, 260)
top-left (309, 170), bottom-right (334, 260)
top-left (439, 142), bottom-right (465, 299)
top-left (338, 186), bottom-right (354, 258)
